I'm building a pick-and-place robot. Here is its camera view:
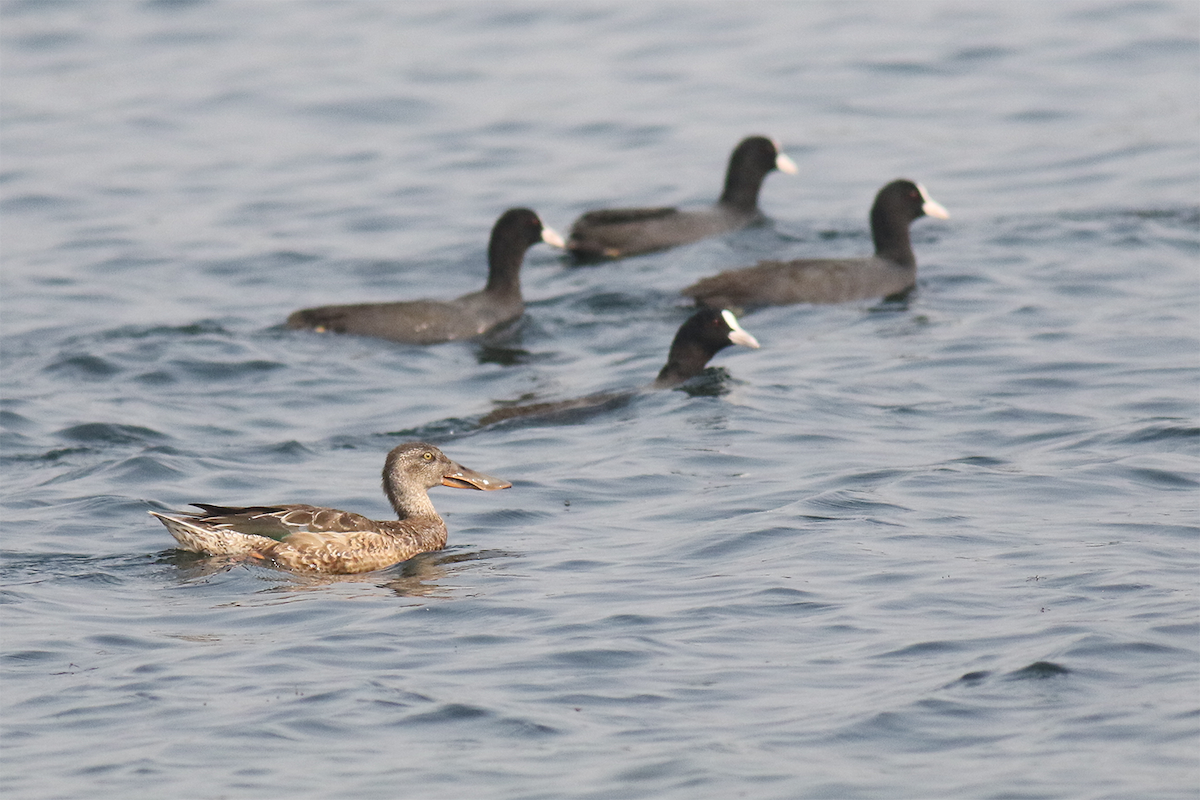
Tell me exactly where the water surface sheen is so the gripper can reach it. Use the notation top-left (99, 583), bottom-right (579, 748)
top-left (2, 2), bottom-right (1198, 799)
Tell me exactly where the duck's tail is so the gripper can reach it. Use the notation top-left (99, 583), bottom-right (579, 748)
top-left (149, 511), bottom-right (274, 557)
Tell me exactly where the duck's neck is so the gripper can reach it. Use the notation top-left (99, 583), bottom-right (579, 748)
top-left (871, 202), bottom-right (917, 267)
top-left (384, 483), bottom-right (438, 521)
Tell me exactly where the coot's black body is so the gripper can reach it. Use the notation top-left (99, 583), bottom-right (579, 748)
top-left (683, 180), bottom-right (948, 310)
top-left (287, 208), bottom-right (563, 344)
top-left (567, 136), bottom-right (797, 260)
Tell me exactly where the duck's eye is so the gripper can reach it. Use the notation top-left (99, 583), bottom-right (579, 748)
top-left (422, 452), bottom-right (433, 461)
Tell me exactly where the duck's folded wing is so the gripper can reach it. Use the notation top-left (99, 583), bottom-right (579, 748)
top-left (189, 504), bottom-right (378, 540)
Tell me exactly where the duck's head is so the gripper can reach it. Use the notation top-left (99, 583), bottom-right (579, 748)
top-left (383, 442), bottom-right (512, 495)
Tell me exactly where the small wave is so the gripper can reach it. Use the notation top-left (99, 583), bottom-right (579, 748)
top-left (44, 354), bottom-right (122, 380)
top-left (300, 96), bottom-right (436, 125)
top-left (168, 358), bottom-right (286, 381)
top-left (1006, 661), bottom-right (1070, 680)
top-left (56, 422), bottom-right (168, 446)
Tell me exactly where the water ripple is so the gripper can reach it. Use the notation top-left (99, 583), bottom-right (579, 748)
top-left (55, 423), bottom-right (168, 446)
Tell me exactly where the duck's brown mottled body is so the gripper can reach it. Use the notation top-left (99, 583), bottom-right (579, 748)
top-left (151, 443), bottom-right (510, 574)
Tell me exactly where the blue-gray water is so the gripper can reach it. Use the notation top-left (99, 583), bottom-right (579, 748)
top-left (2, 2), bottom-right (1198, 798)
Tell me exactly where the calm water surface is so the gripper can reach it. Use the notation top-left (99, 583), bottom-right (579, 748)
top-left (2, 2), bottom-right (1198, 799)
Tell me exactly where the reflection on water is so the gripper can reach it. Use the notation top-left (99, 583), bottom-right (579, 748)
top-left (159, 547), bottom-right (518, 599)
top-left (473, 341), bottom-right (535, 367)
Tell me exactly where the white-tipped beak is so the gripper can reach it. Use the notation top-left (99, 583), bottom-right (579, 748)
top-left (775, 152), bottom-right (799, 175)
top-left (541, 226), bottom-right (566, 248)
top-left (721, 309), bottom-right (761, 349)
top-left (917, 183), bottom-right (949, 219)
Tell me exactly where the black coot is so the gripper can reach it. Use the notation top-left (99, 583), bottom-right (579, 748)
top-left (683, 180), bottom-right (948, 310)
top-left (479, 308), bottom-right (760, 425)
top-left (566, 136), bottom-right (797, 260)
top-left (287, 208), bottom-right (564, 344)
top-left (651, 307), bottom-right (761, 388)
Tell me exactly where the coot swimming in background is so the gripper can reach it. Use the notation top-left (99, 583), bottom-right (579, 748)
top-left (287, 208), bottom-right (564, 344)
top-left (150, 443), bottom-right (511, 574)
top-left (566, 135), bottom-right (798, 260)
top-left (683, 179), bottom-right (948, 310)
top-left (479, 308), bottom-right (760, 426)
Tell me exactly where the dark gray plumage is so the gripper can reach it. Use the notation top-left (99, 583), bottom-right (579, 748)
top-left (479, 308), bottom-right (760, 426)
top-left (287, 208), bottom-right (564, 344)
top-left (566, 136), bottom-right (797, 260)
top-left (683, 179), bottom-right (949, 310)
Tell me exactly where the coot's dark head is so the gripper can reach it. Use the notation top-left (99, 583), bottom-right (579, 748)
top-left (872, 180), bottom-right (949, 226)
top-left (654, 308), bottom-right (760, 388)
top-left (486, 208), bottom-right (565, 293)
top-left (869, 180), bottom-right (949, 264)
top-left (720, 136), bottom-right (798, 211)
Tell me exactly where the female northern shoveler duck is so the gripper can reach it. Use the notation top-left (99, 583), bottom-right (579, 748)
top-left (566, 135), bottom-right (797, 260)
top-left (150, 443), bottom-right (510, 574)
